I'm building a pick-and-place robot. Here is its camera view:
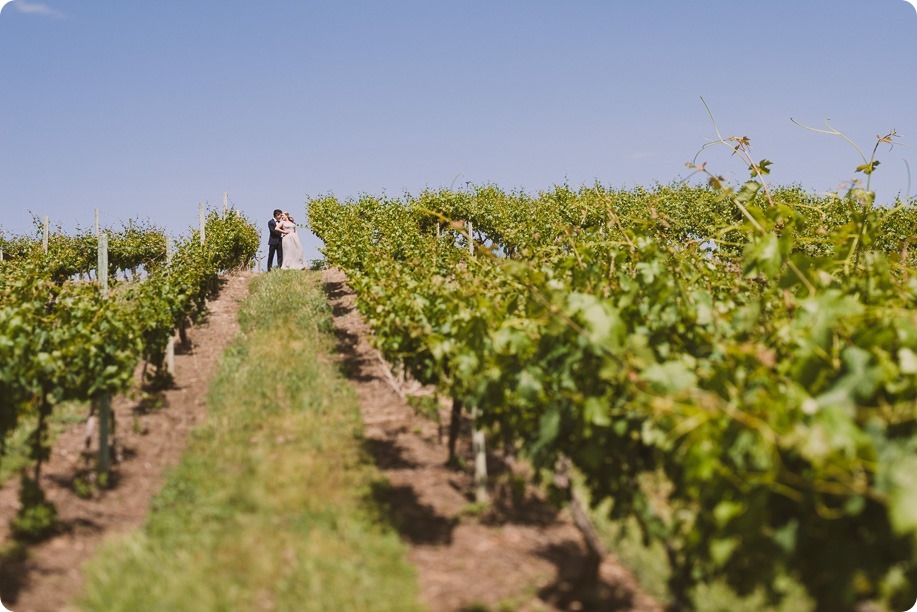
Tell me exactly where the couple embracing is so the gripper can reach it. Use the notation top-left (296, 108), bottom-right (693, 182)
top-left (267, 209), bottom-right (307, 270)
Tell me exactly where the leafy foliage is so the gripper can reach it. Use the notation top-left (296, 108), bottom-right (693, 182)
top-left (0, 207), bottom-right (259, 535)
top-left (309, 173), bottom-right (917, 610)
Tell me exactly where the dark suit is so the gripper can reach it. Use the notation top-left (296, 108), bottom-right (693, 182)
top-left (267, 217), bottom-right (283, 270)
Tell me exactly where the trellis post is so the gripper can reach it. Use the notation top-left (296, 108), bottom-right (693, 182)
top-left (467, 219), bottom-right (488, 503)
top-left (97, 232), bottom-right (111, 477)
top-left (164, 235), bottom-right (176, 376)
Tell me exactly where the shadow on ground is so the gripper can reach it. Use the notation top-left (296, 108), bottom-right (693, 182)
top-left (368, 481), bottom-right (458, 546)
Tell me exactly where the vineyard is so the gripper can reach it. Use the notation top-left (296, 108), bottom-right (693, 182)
top-left (0, 209), bottom-right (259, 540)
top-left (1, 144), bottom-right (916, 610)
top-left (307, 145), bottom-right (917, 610)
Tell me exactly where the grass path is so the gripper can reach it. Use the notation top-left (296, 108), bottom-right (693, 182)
top-left (78, 271), bottom-right (420, 611)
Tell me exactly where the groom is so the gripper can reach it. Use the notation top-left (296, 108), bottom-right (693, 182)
top-left (267, 209), bottom-right (284, 271)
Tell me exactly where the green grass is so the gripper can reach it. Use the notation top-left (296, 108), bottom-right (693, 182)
top-left (78, 270), bottom-right (421, 612)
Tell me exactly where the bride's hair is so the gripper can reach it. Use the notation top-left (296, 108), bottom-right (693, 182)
top-left (284, 212), bottom-right (295, 223)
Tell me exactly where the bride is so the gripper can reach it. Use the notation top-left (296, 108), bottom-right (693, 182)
top-left (279, 211), bottom-right (307, 270)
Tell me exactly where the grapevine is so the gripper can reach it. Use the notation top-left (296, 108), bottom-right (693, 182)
top-left (309, 148), bottom-right (917, 610)
top-left (0, 207), bottom-right (259, 537)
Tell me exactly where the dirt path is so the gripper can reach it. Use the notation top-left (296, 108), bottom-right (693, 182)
top-left (0, 271), bottom-right (250, 612)
top-left (323, 268), bottom-right (662, 612)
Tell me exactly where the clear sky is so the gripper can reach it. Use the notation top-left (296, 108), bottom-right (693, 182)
top-left (1, 1), bottom-right (915, 262)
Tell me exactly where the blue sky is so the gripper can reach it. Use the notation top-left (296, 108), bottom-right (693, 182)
top-left (1, 1), bottom-right (915, 262)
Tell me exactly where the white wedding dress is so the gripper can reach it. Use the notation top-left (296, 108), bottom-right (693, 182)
top-left (280, 221), bottom-right (307, 270)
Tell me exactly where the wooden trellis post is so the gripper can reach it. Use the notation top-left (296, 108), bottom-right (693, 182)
top-left (42, 216), bottom-right (49, 252)
top-left (467, 219), bottom-right (488, 504)
top-left (164, 235), bottom-right (175, 377)
top-left (97, 232), bottom-right (111, 477)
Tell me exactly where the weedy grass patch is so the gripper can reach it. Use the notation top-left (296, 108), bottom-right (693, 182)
top-left (79, 270), bottom-right (420, 611)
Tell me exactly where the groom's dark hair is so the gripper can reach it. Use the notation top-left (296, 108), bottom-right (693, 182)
top-left (273, 209), bottom-right (283, 217)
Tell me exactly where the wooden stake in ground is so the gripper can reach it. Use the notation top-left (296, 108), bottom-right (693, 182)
top-left (467, 220), bottom-right (489, 504)
top-left (471, 405), bottom-right (488, 504)
top-left (96, 232), bottom-right (111, 477)
top-left (164, 235), bottom-right (176, 377)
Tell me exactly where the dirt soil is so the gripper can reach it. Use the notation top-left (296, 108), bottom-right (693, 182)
top-left (324, 268), bottom-right (661, 612)
top-left (0, 272), bottom-right (250, 612)
top-left (0, 269), bottom-right (662, 612)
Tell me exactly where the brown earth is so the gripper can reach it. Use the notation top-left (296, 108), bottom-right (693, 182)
top-left (0, 269), bottom-right (662, 612)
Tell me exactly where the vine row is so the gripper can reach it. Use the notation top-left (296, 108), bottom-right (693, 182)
top-left (309, 172), bottom-right (917, 610)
